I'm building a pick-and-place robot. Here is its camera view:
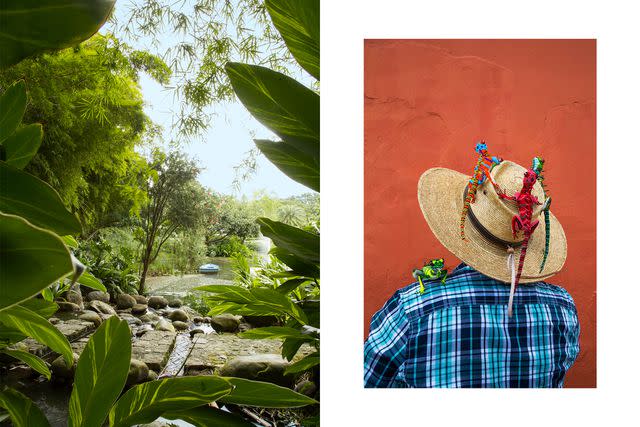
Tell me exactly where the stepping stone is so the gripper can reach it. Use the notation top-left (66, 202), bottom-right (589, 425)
top-left (131, 330), bottom-right (177, 371)
top-left (183, 334), bottom-right (314, 376)
top-left (86, 291), bottom-right (110, 303)
top-left (219, 354), bottom-right (294, 387)
top-left (148, 296), bottom-right (168, 309)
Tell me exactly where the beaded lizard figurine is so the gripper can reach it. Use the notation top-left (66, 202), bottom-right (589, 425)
top-left (496, 167), bottom-right (542, 316)
top-left (460, 142), bottom-right (502, 240)
top-left (412, 258), bottom-right (448, 294)
top-left (532, 157), bottom-right (551, 273)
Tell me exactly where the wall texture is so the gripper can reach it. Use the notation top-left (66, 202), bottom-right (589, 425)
top-left (363, 39), bottom-right (596, 388)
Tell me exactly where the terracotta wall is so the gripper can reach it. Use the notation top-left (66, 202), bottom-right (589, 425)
top-left (363, 39), bottom-right (596, 388)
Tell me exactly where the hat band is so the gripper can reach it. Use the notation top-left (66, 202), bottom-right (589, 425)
top-left (463, 186), bottom-right (523, 249)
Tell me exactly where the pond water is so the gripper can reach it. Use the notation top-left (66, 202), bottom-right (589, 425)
top-left (145, 237), bottom-right (271, 296)
top-left (0, 377), bottom-right (71, 427)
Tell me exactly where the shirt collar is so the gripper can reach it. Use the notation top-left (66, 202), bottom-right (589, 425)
top-left (452, 262), bottom-right (472, 274)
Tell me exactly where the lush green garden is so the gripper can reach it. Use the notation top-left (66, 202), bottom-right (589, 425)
top-left (0, 0), bottom-right (319, 425)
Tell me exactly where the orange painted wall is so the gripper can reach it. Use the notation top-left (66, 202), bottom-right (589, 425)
top-left (363, 39), bottom-right (596, 388)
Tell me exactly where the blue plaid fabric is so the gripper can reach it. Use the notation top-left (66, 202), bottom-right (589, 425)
top-left (364, 263), bottom-right (580, 388)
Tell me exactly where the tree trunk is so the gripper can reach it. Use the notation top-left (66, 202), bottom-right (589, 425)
top-left (139, 243), bottom-right (153, 294)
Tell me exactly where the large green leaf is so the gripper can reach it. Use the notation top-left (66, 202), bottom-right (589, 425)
top-left (254, 139), bottom-right (319, 191)
top-left (258, 218), bottom-right (319, 264)
top-left (0, 387), bottom-right (50, 427)
top-left (265, 0), bottom-right (319, 80)
top-left (0, 80), bottom-right (27, 143)
top-left (276, 278), bottom-right (311, 295)
top-left (219, 377), bottom-right (317, 408)
top-left (270, 247), bottom-right (320, 279)
top-left (0, 324), bottom-right (26, 349)
top-left (108, 376), bottom-right (233, 427)
top-left (205, 301), bottom-right (282, 318)
top-left (281, 337), bottom-right (305, 361)
top-left (20, 298), bottom-right (58, 319)
top-left (225, 62), bottom-right (319, 157)
top-left (3, 124), bottom-right (42, 169)
top-left (239, 326), bottom-right (315, 342)
top-left (75, 272), bottom-right (107, 293)
top-left (0, 305), bottom-right (72, 365)
top-left (0, 0), bottom-right (116, 69)
top-left (284, 351), bottom-right (320, 374)
top-left (0, 162), bottom-right (81, 235)
top-left (68, 317), bottom-right (130, 427)
top-left (0, 213), bottom-right (73, 310)
top-left (195, 285), bottom-right (255, 303)
top-left (250, 288), bottom-right (308, 325)
top-left (60, 235), bottom-right (79, 248)
top-left (164, 406), bottom-right (253, 427)
top-left (199, 283), bottom-right (308, 324)
top-left (1, 349), bottom-right (51, 379)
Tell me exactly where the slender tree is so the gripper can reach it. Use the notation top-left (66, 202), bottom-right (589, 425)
top-left (138, 150), bottom-right (203, 293)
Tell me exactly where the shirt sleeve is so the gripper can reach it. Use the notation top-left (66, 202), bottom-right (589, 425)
top-left (364, 290), bottom-right (410, 388)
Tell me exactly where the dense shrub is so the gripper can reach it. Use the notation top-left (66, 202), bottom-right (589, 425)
top-left (76, 232), bottom-right (140, 296)
top-left (181, 293), bottom-right (210, 316)
top-left (206, 236), bottom-right (252, 258)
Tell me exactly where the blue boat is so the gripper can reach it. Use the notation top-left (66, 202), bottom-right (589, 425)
top-left (198, 263), bottom-right (220, 274)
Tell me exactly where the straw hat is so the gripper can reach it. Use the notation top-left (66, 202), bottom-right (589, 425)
top-left (417, 160), bottom-right (567, 283)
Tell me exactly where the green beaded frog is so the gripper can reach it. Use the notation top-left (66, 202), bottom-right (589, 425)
top-left (412, 258), bottom-right (448, 293)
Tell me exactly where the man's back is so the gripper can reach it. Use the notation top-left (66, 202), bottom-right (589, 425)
top-left (364, 264), bottom-right (580, 388)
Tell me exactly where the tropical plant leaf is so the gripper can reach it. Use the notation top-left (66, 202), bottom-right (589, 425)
top-left (225, 62), bottom-right (319, 157)
top-left (0, 0), bottom-right (117, 68)
top-left (0, 387), bottom-right (50, 427)
top-left (0, 213), bottom-right (73, 310)
top-left (265, 0), bottom-right (319, 80)
top-left (108, 376), bottom-right (233, 427)
top-left (164, 406), bottom-right (254, 427)
top-left (239, 326), bottom-right (314, 342)
top-left (257, 218), bottom-right (319, 264)
top-left (195, 285), bottom-right (255, 303)
top-left (219, 377), bottom-right (317, 408)
top-left (40, 287), bottom-right (54, 302)
top-left (301, 414), bottom-right (320, 426)
top-left (0, 163), bottom-right (82, 235)
top-left (0, 305), bottom-right (72, 365)
top-left (284, 351), bottom-right (319, 374)
top-left (276, 278), bottom-right (310, 295)
top-left (3, 124), bottom-right (42, 169)
top-left (0, 323), bottom-right (26, 349)
top-left (75, 272), bottom-right (106, 293)
top-left (300, 299), bottom-right (320, 329)
top-left (1, 349), bottom-right (51, 379)
top-left (60, 235), bottom-right (79, 248)
top-left (250, 288), bottom-right (308, 325)
top-left (254, 139), bottom-right (319, 191)
top-left (281, 337), bottom-right (305, 361)
top-left (0, 80), bottom-right (27, 143)
top-left (19, 298), bottom-right (58, 319)
top-left (206, 302), bottom-right (282, 318)
top-left (270, 247), bottom-right (320, 279)
top-left (68, 317), bottom-right (131, 427)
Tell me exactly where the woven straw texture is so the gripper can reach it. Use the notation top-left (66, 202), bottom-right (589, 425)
top-left (418, 161), bottom-right (567, 283)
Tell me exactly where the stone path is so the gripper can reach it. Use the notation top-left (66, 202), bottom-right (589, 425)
top-left (184, 333), bottom-right (315, 375)
top-left (20, 319), bottom-right (95, 358)
top-left (131, 331), bottom-right (177, 371)
top-left (50, 329), bottom-right (178, 374)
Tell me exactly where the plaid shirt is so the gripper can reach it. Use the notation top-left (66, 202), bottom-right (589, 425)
top-left (364, 263), bottom-right (580, 388)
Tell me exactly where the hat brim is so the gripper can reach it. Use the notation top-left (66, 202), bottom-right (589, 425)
top-left (418, 168), bottom-right (567, 283)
